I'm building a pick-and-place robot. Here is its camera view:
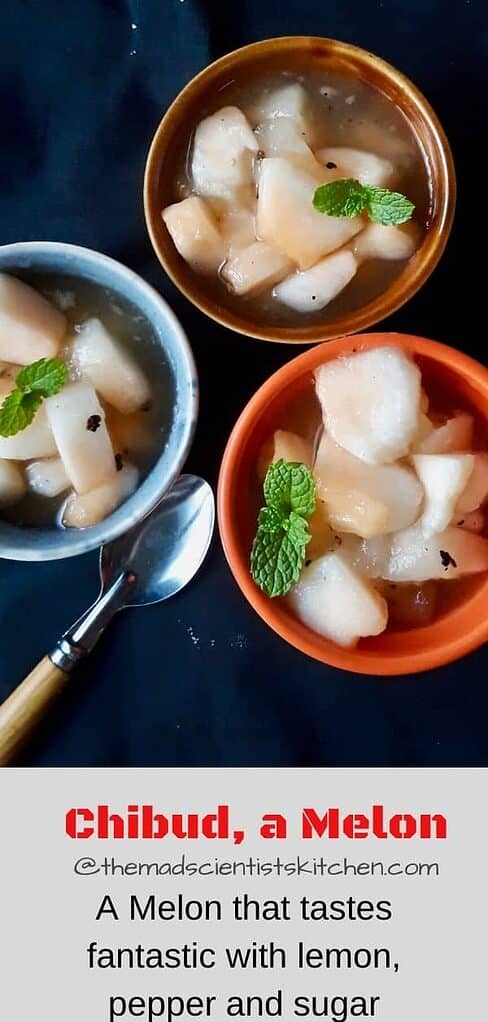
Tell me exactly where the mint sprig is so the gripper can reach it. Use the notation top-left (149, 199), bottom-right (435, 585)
top-left (313, 178), bottom-right (415, 226)
top-left (251, 460), bottom-right (316, 598)
top-left (0, 357), bottom-right (68, 437)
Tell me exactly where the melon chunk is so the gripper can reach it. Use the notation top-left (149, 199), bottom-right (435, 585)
top-left (314, 433), bottom-right (423, 537)
top-left (255, 118), bottom-right (313, 158)
top-left (353, 221), bottom-right (419, 262)
top-left (0, 460), bottom-right (26, 507)
top-left (256, 158), bottom-right (364, 270)
top-left (316, 146), bottom-right (396, 188)
top-left (26, 457), bottom-right (70, 498)
top-left (288, 551), bottom-right (388, 647)
top-left (455, 453), bottom-right (488, 513)
top-left (384, 524), bottom-right (488, 581)
top-left (218, 206), bottom-right (256, 255)
top-left (273, 250), bottom-right (357, 313)
top-left (412, 453), bottom-right (474, 537)
top-left (413, 411), bottom-right (474, 454)
top-left (257, 429), bottom-right (313, 480)
top-left (69, 318), bottom-right (151, 414)
top-left (0, 273), bottom-right (66, 365)
top-left (45, 382), bottom-right (116, 494)
top-left (162, 196), bottom-right (225, 274)
top-left (340, 533), bottom-right (390, 579)
top-left (63, 463), bottom-right (139, 528)
top-left (0, 405), bottom-right (57, 460)
top-left (191, 106), bottom-right (258, 201)
top-left (315, 346), bottom-right (421, 464)
top-left (250, 83), bottom-right (311, 133)
top-left (222, 242), bottom-right (293, 296)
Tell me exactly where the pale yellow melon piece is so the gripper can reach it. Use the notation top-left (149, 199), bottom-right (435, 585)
top-left (162, 196), bottom-right (225, 274)
top-left (340, 533), bottom-right (391, 579)
top-left (314, 346), bottom-right (421, 464)
top-left (316, 146), bottom-right (396, 188)
top-left (384, 524), bottom-right (488, 581)
top-left (254, 119), bottom-right (323, 175)
top-left (0, 405), bottom-right (57, 460)
top-left (0, 273), bottom-right (66, 365)
top-left (26, 456), bottom-right (70, 498)
top-left (415, 412), bottom-right (474, 455)
top-left (412, 453), bottom-right (474, 537)
top-left (69, 318), bottom-right (151, 414)
top-left (313, 432), bottom-right (423, 537)
top-left (307, 501), bottom-right (336, 560)
top-left (353, 221), bottom-right (419, 262)
top-left (249, 83), bottom-right (311, 134)
top-left (45, 382), bottom-right (116, 495)
top-left (452, 509), bottom-right (484, 533)
top-left (256, 429), bottom-right (313, 481)
top-left (63, 463), bottom-right (139, 529)
top-left (256, 158), bottom-right (364, 270)
top-left (222, 242), bottom-right (293, 296)
top-left (288, 551), bottom-right (388, 647)
top-left (191, 106), bottom-right (258, 201)
top-left (106, 408), bottom-right (153, 459)
top-left (0, 460), bottom-right (26, 507)
top-left (273, 249), bottom-right (357, 313)
top-left (217, 206), bottom-right (256, 255)
top-left (455, 453), bottom-right (488, 513)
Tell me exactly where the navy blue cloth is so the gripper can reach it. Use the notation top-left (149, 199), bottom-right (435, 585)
top-left (1, 0), bottom-right (486, 766)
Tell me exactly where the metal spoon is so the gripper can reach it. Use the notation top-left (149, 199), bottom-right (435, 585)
top-left (0, 474), bottom-right (214, 765)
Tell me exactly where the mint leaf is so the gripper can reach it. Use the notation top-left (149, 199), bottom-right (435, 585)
top-left (313, 178), bottom-right (367, 218)
top-left (251, 460), bottom-right (316, 597)
top-left (263, 460), bottom-right (316, 519)
top-left (0, 389), bottom-right (43, 437)
top-left (363, 186), bottom-right (415, 225)
top-left (251, 514), bottom-right (310, 597)
top-left (16, 357), bottom-right (68, 397)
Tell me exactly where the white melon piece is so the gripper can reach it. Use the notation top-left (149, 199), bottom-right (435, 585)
top-left (455, 453), bottom-right (488, 513)
top-left (191, 106), bottom-right (258, 201)
top-left (412, 453), bottom-right (474, 537)
top-left (256, 158), bottom-right (364, 270)
top-left (69, 318), bottom-right (151, 415)
top-left (254, 119), bottom-right (322, 175)
top-left (222, 241), bottom-right (293, 296)
top-left (0, 460), bottom-right (26, 507)
top-left (315, 346), bottom-right (421, 464)
top-left (26, 457), bottom-right (70, 498)
top-left (273, 249), bottom-right (357, 313)
top-left (314, 432), bottom-right (423, 537)
top-left (452, 509), bottom-right (484, 533)
top-left (415, 412), bottom-right (474, 455)
top-left (340, 533), bottom-right (390, 579)
top-left (250, 83), bottom-right (310, 132)
top-left (384, 524), bottom-right (488, 581)
top-left (45, 382), bottom-right (115, 494)
top-left (288, 551), bottom-right (388, 647)
top-left (218, 206), bottom-right (256, 254)
top-left (63, 463), bottom-right (139, 529)
top-left (353, 221), bottom-right (419, 262)
top-left (316, 146), bottom-right (396, 187)
top-left (0, 273), bottom-right (66, 365)
top-left (162, 196), bottom-right (225, 274)
top-left (0, 405), bottom-right (57, 460)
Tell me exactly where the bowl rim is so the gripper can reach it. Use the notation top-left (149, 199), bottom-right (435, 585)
top-left (217, 331), bottom-right (488, 675)
top-left (0, 240), bottom-right (198, 561)
top-left (144, 35), bottom-right (457, 345)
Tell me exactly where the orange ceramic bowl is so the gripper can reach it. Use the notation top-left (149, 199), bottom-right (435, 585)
top-left (144, 37), bottom-right (456, 345)
top-left (218, 332), bottom-right (488, 675)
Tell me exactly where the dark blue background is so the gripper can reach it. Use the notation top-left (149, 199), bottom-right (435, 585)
top-left (1, 1), bottom-right (486, 766)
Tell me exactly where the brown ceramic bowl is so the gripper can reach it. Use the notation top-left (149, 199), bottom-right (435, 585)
top-left (144, 36), bottom-right (456, 345)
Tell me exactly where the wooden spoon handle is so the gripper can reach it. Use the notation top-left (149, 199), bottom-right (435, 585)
top-left (0, 657), bottom-right (69, 766)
